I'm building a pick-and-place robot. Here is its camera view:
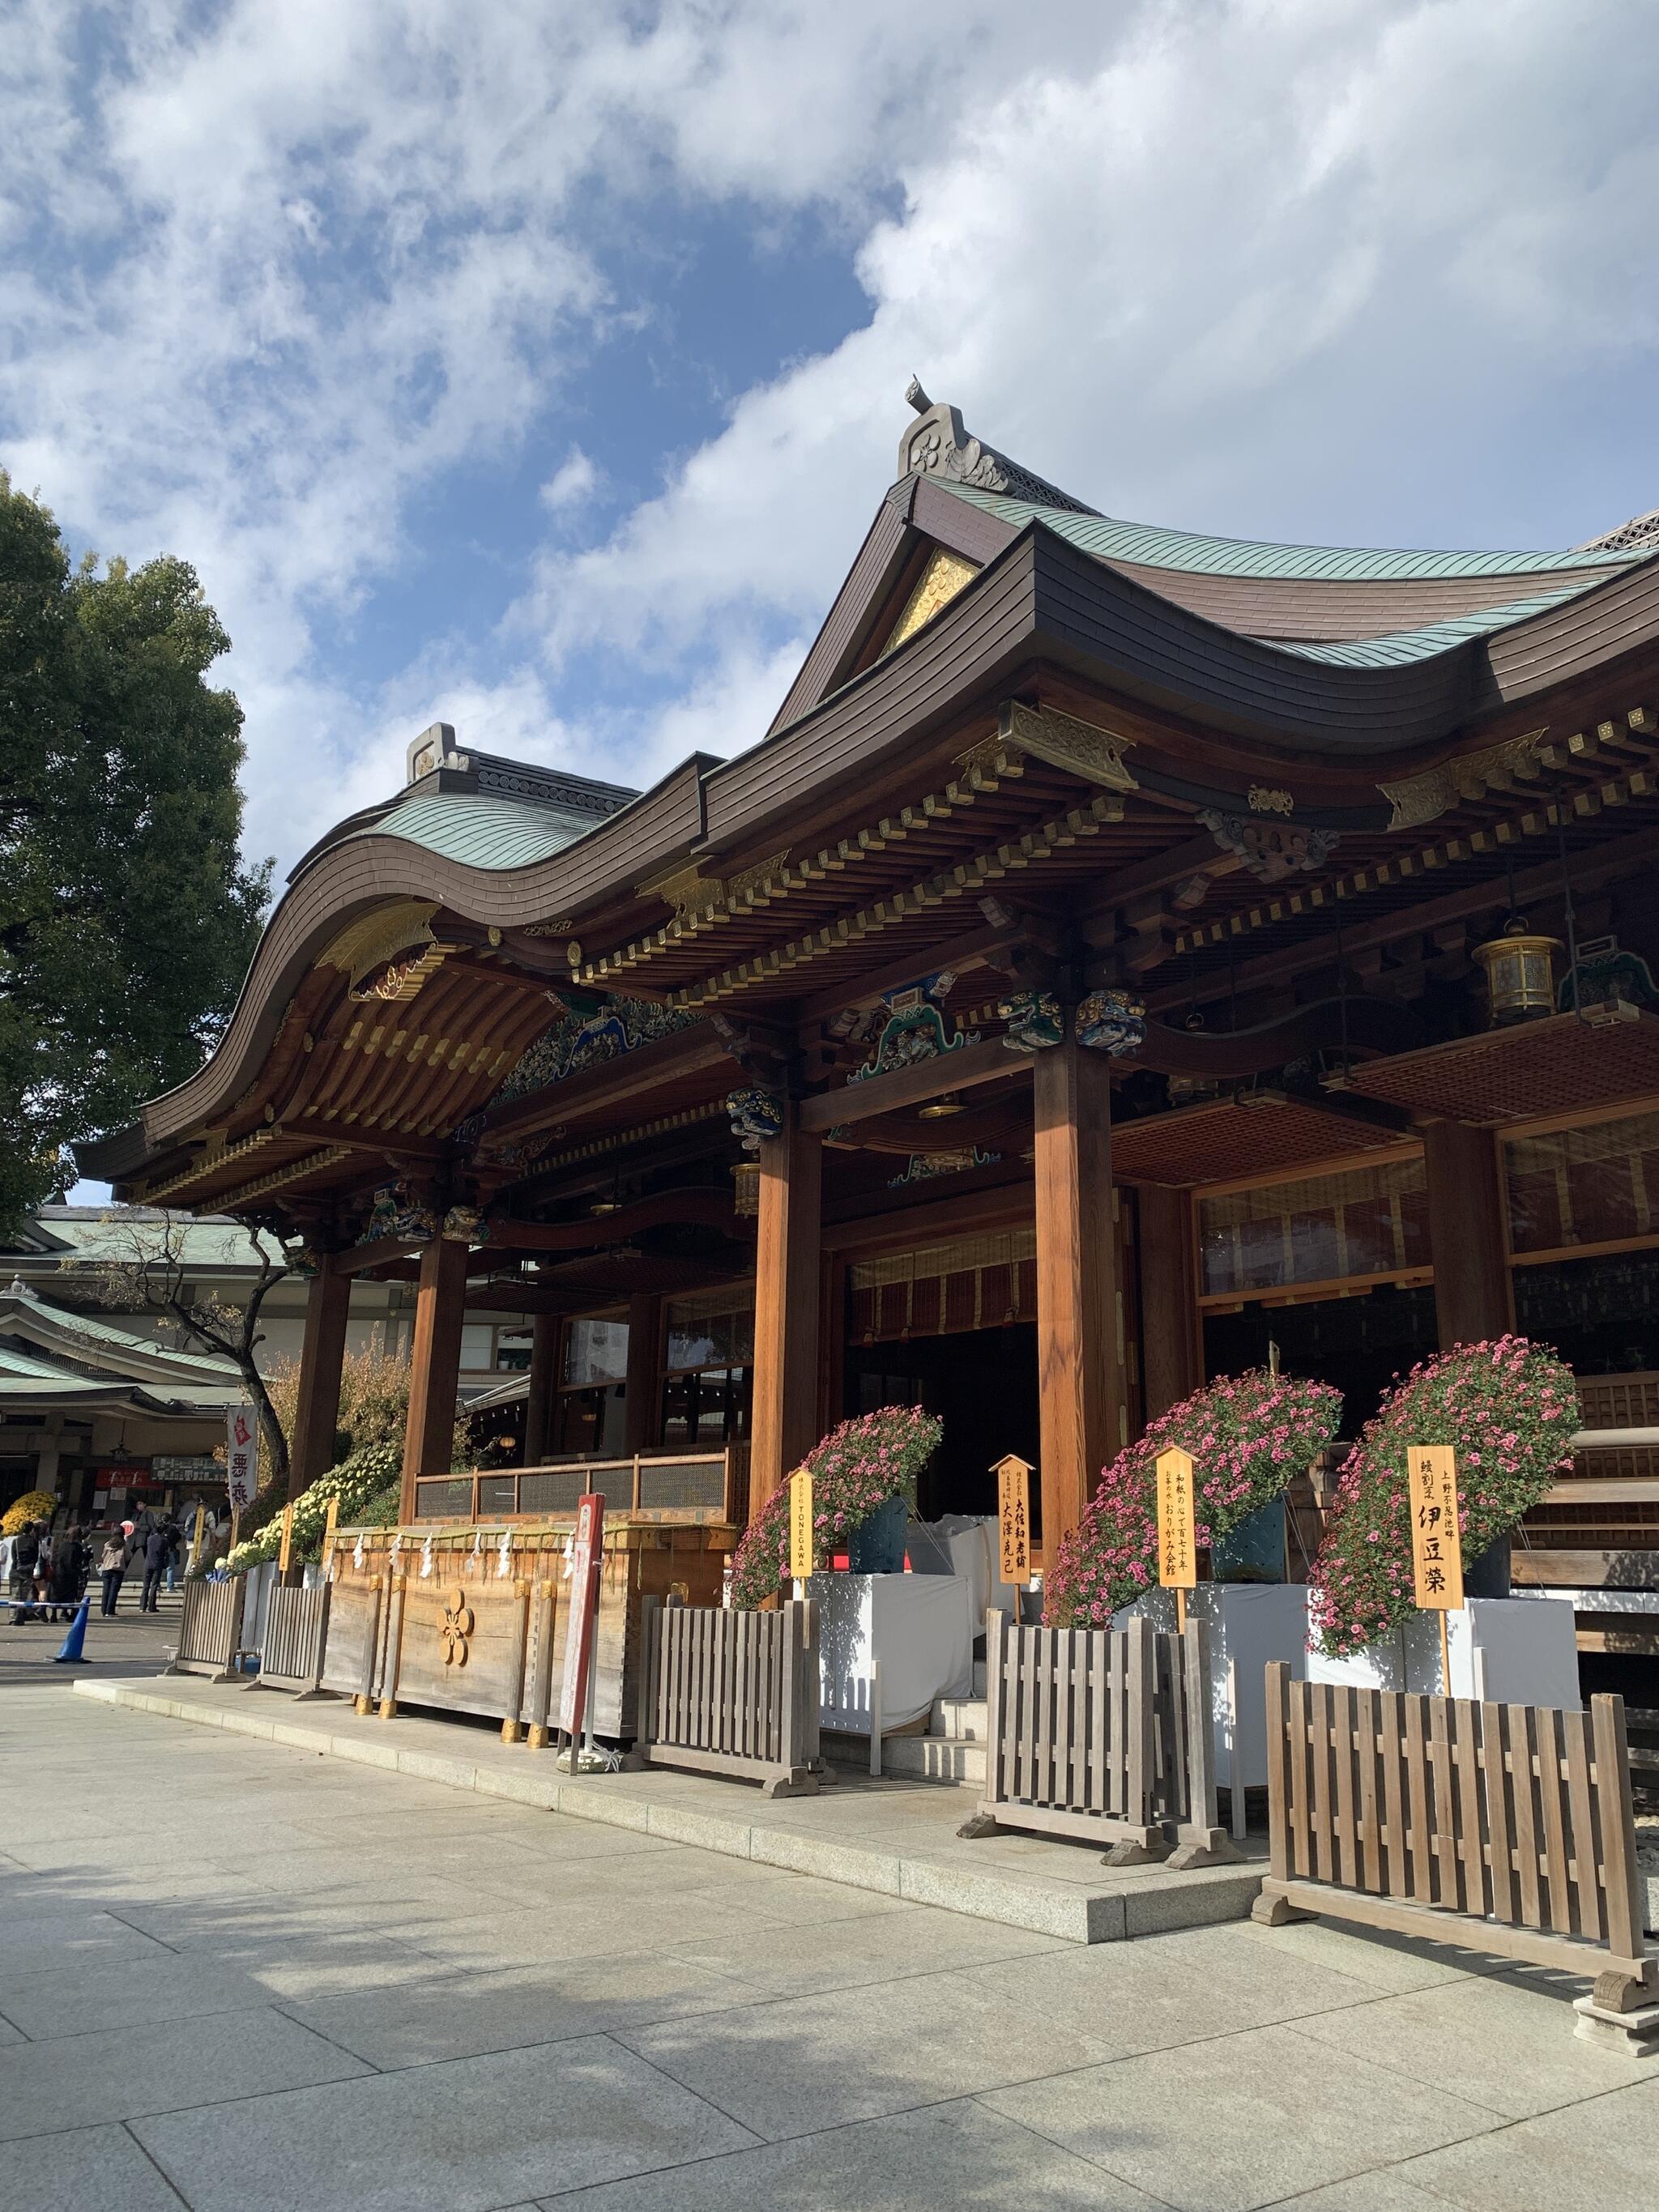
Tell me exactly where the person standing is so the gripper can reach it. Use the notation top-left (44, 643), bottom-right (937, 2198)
top-left (46, 1522), bottom-right (86, 1622)
top-left (10, 1519), bottom-right (43, 1622)
top-left (139, 1519), bottom-right (173, 1613)
top-left (98, 1526), bottom-right (128, 1617)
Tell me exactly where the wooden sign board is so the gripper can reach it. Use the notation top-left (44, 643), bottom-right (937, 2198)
top-left (789, 1470), bottom-right (815, 1582)
top-left (992, 1454), bottom-right (1032, 1585)
top-left (1156, 1448), bottom-right (1198, 1590)
top-left (277, 1502), bottom-right (295, 1576)
top-left (1408, 1444), bottom-right (1464, 1610)
top-left (557, 1492), bottom-right (605, 1739)
top-left (322, 1494), bottom-right (339, 1568)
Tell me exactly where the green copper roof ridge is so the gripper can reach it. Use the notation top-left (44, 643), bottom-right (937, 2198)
top-left (345, 789), bottom-right (602, 873)
top-left (937, 481), bottom-right (1644, 582)
top-left (1265, 584), bottom-right (1593, 667)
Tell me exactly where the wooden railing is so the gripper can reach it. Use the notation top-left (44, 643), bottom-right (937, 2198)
top-left (970, 1612), bottom-right (1233, 1864)
top-left (412, 1444), bottom-right (744, 1526)
top-left (630, 1596), bottom-right (821, 1797)
top-left (168, 1576), bottom-right (246, 1683)
top-left (1256, 1664), bottom-right (1653, 2000)
top-left (248, 1583), bottom-right (331, 1697)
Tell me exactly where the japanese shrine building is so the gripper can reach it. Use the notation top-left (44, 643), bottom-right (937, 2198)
top-left (85, 393), bottom-right (1659, 1565)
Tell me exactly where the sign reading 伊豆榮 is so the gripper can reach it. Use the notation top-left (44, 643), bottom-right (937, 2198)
top-left (992, 1454), bottom-right (1032, 1585)
top-left (1408, 1444), bottom-right (1464, 1611)
top-left (225, 1406), bottom-right (258, 1511)
top-left (789, 1470), bottom-right (814, 1581)
top-left (1155, 1447), bottom-right (1198, 1590)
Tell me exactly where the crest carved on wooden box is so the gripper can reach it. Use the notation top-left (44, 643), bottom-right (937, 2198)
top-left (439, 1588), bottom-right (475, 1668)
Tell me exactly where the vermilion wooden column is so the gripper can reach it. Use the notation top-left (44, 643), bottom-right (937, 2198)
top-left (1422, 1119), bottom-right (1515, 1347)
top-left (748, 1106), bottom-right (823, 1524)
top-left (523, 1315), bottom-right (559, 1467)
top-left (1033, 1038), bottom-right (1123, 1553)
top-left (1138, 1183), bottom-right (1204, 1421)
top-left (399, 1234), bottom-right (469, 1522)
top-left (623, 1293), bottom-right (662, 1454)
top-left (287, 1252), bottom-right (352, 1502)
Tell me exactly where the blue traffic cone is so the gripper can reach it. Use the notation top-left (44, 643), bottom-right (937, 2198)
top-left (53, 1597), bottom-right (90, 1664)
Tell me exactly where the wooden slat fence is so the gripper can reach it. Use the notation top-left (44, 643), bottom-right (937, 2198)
top-left (975, 1611), bottom-right (1231, 1860)
top-left (632, 1597), bottom-right (821, 1797)
top-left (1257, 1664), bottom-right (1655, 1997)
top-left (167, 1576), bottom-right (246, 1683)
top-left (247, 1583), bottom-right (331, 1697)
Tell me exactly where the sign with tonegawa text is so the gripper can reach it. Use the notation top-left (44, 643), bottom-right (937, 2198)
top-left (993, 1454), bottom-right (1032, 1585)
top-left (789, 1470), bottom-right (815, 1581)
top-left (1408, 1445), bottom-right (1464, 1611)
top-left (558, 1493), bottom-right (605, 1738)
top-left (225, 1406), bottom-right (259, 1512)
top-left (1156, 1447), bottom-right (1198, 1590)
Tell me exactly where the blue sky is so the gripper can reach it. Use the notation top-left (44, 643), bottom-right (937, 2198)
top-left (5, 0), bottom-right (1658, 912)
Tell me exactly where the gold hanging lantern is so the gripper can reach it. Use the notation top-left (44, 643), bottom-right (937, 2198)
top-left (731, 1161), bottom-right (761, 1217)
top-left (1473, 925), bottom-right (1561, 1025)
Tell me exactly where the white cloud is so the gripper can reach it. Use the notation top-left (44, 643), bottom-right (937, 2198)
top-left (4, 0), bottom-right (1657, 889)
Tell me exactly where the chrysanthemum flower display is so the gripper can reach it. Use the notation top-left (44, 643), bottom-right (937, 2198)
top-left (1043, 1369), bottom-right (1344, 1629)
top-left (1308, 1336), bottom-right (1579, 1659)
top-left (729, 1404), bottom-right (942, 1609)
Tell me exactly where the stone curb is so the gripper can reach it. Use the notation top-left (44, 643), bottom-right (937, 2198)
top-left (70, 1677), bottom-right (1262, 1945)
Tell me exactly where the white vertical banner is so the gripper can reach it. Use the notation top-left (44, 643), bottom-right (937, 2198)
top-left (226, 1405), bottom-right (259, 1511)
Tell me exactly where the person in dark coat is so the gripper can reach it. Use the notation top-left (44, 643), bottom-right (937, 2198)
top-left (139, 1519), bottom-right (175, 1613)
top-left (47, 1523), bottom-right (87, 1622)
top-left (9, 1520), bottom-right (44, 1622)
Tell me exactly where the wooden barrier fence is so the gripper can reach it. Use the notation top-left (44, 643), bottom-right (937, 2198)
top-left (968, 1612), bottom-right (1235, 1865)
top-left (1256, 1664), bottom-right (1655, 2004)
top-left (630, 1596), bottom-right (821, 1797)
top-left (246, 1582), bottom-right (331, 1697)
top-left (168, 1577), bottom-right (246, 1684)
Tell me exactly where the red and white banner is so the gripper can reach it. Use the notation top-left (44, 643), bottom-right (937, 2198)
top-left (226, 1406), bottom-right (259, 1511)
top-left (558, 1492), bottom-right (605, 1740)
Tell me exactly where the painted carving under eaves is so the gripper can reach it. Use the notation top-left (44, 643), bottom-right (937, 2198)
top-left (727, 1087), bottom-right (785, 1153)
top-left (1197, 810), bottom-right (1339, 884)
top-left (1076, 989), bottom-right (1147, 1056)
top-left (997, 991), bottom-right (1064, 1052)
top-left (849, 976), bottom-right (978, 1084)
top-left (497, 997), bottom-right (698, 1104)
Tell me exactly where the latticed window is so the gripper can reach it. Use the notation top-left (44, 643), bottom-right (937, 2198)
top-left (1503, 1107), bottom-right (1659, 1259)
top-left (849, 1228), bottom-right (1038, 1343)
top-left (661, 1288), bottom-right (753, 1447)
top-left (1198, 1157), bottom-right (1430, 1304)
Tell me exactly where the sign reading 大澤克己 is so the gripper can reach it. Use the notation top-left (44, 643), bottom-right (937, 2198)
top-left (992, 1454), bottom-right (1032, 1585)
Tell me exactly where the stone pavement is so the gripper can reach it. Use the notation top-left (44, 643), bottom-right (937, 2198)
top-left (0, 1583), bottom-right (186, 1690)
top-left (2, 1680), bottom-right (1657, 2211)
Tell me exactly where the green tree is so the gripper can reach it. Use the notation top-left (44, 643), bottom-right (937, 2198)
top-left (0, 473), bottom-right (270, 1228)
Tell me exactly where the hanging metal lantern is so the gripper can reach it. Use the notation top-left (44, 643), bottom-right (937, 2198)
top-left (731, 1160), bottom-right (761, 1217)
top-left (1473, 924), bottom-right (1561, 1024)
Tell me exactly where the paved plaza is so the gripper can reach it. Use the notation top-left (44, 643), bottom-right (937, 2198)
top-left (1, 1631), bottom-right (1657, 2211)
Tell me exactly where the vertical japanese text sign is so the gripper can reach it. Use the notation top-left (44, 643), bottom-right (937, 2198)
top-left (558, 1493), bottom-right (606, 1740)
top-left (225, 1405), bottom-right (258, 1513)
top-left (322, 1494), bottom-right (339, 1569)
top-left (278, 1502), bottom-right (295, 1576)
top-left (789, 1470), bottom-right (815, 1582)
top-left (1156, 1448), bottom-right (1198, 1589)
top-left (1407, 1445), bottom-right (1464, 1610)
top-left (993, 1454), bottom-right (1032, 1586)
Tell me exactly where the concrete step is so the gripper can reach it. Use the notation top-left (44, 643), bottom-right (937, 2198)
top-left (930, 1695), bottom-right (991, 1740)
top-left (878, 1732), bottom-right (986, 1787)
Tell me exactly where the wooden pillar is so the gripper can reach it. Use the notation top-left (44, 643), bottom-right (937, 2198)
top-left (1422, 1120), bottom-right (1514, 1348)
top-left (1033, 1038), bottom-right (1123, 1554)
top-left (288, 1253), bottom-right (352, 1501)
top-left (748, 1105), bottom-right (823, 1523)
top-left (623, 1294), bottom-right (662, 1455)
top-left (523, 1315), bottom-right (558, 1467)
top-left (1138, 1183), bottom-right (1204, 1422)
top-left (399, 1234), bottom-right (468, 1523)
